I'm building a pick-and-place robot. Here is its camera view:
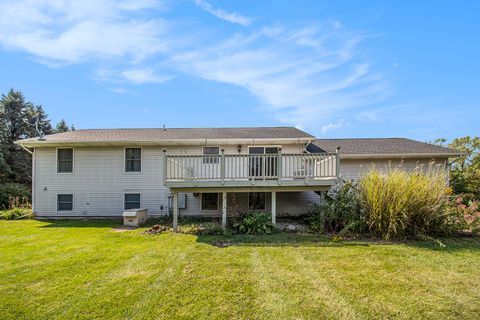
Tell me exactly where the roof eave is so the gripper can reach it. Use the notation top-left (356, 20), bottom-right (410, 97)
top-left (341, 152), bottom-right (465, 159)
top-left (16, 137), bottom-right (313, 148)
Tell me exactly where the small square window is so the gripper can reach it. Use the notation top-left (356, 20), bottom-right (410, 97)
top-left (201, 193), bottom-right (219, 210)
top-left (249, 192), bottom-right (266, 211)
top-left (57, 194), bottom-right (73, 211)
top-left (124, 193), bottom-right (141, 210)
top-left (125, 148), bottom-right (141, 172)
top-left (203, 147), bottom-right (220, 164)
top-left (57, 148), bottom-right (73, 173)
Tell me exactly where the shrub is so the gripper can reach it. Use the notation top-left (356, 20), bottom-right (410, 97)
top-left (358, 165), bottom-right (451, 239)
top-left (0, 183), bottom-right (30, 210)
top-left (445, 196), bottom-right (480, 234)
top-left (0, 207), bottom-right (34, 220)
top-left (177, 221), bottom-right (224, 235)
top-left (307, 181), bottom-right (366, 235)
top-left (234, 212), bottom-right (276, 234)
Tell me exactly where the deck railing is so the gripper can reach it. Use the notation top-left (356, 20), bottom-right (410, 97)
top-left (164, 152), bottom-right (338, 184)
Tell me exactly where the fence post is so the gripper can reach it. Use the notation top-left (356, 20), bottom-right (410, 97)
top-left (335, 147), bottom-right (341, 181)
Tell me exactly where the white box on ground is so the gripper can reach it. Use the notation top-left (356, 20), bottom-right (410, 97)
top-left (123, 208), bottom-right (148, 227)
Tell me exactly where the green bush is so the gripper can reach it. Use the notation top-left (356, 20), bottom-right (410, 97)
top-left (359, 166), bottom-right (452, 239)
top-left (0, 183), bottom-right (30, 210)
top-left (234, 212), bottom-right (276, 234)
top-left (307, 181), bottom-right (366, 235)
top-left (0, 207), bottom-right (34, 220)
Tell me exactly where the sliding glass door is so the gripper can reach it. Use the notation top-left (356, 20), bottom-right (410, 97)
top-left (249, 147), bottom-right (279, 178)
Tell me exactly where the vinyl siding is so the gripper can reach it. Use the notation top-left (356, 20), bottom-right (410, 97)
top-left (33, 144), bottom-right (446, 218)
top-left (33, 143), bottom-right (309, 217)
top-left (340, 158), bottom-right (448, 181)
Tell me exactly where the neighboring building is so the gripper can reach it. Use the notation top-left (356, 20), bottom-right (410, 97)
top-left (16, 127), bottom-right (463, 228)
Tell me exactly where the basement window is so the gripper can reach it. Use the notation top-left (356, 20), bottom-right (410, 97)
top-left (124, 194), bottom-right (141, 210)
top-left (201, 193), bottom-right (219, 210)
top-left (57, 194), bottom-right (73, 212)
top-left (249, 192), bottom-right (266, 211)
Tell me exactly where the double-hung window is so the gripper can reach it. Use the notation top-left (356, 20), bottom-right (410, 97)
top-left (201, 193), bottom-right (219, 210)
top-left (57, 194), bottom-right (73, 212)
top-left (124, 194), bottom-right (141, 210)
top-left (202, 147), bottom-right (220, 164)
top-left (125, 148), bottom-right (141, 172)
top-left (249, 192), bottom-right (266, 211)
top-left (57, 148), bottom-right (73, 173)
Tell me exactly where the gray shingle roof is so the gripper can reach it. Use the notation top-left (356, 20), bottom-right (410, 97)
top-left (17, 127), bottom-right (314, 144)
top-left (309, 138), bottom-right (463, 156)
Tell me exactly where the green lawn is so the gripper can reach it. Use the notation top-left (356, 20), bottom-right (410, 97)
top-left (1, 220), bottom-right (480, 320)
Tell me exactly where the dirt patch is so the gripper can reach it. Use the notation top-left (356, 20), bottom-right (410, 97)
top-left (143, 224), bottom-right (169, 235)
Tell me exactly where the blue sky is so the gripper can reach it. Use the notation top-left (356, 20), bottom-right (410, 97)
top-left (0, 0), bottom-right (478, 140)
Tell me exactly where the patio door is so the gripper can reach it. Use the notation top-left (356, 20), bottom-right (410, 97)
top-left (249, 147), bottom-right (279, 179)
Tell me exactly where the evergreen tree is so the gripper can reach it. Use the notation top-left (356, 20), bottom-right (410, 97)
top-left (0, 89), bottom-right (30, 184)
top-left (25, 105), bottom-right (53, 138)
top-left (55, 119), bottom-right (70, 133)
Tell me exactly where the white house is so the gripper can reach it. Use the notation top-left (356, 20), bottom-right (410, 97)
top-left (16, 127), bottom-right (462, 228)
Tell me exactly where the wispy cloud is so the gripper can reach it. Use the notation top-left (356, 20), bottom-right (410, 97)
top-left (320, 119), bottom-right (346, 135)
top-left (121, 69), bottom-right (172, 84)
top-left (194, 0), bottom-right (252, 26)
top-left (0, 0), bottom-right (387, 133)
top-left (0, 0), bottom-right (169, 64)
top-left (173, 23), bottom-right (388, 132)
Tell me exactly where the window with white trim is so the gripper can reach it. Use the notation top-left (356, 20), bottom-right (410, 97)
top-left (124, 193), bottom-right (141, 210)
top-left (203, 147), bottom-right (220, 164)
top-left (57, 194), bottom-right (73, 211)
top-left (125, 148), bottom-right (141, 172)
top-left (201, 193), bottom-right (219, 210)
top-left (57, 148), bottom-right (73, 173)
top-left (249, 192), bottom-right (266, 211)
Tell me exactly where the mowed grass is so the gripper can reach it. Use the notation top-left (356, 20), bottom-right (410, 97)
top-left (1, 220), bottom-right (480, 320)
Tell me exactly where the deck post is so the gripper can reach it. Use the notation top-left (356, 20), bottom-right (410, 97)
top-left (277, 148), bottom-right (282, 185)
top-left (271, 191), bottom-right (277, 225)
top-left (162, 149), bottom-right (167, 186)
top-left (335, 147), bottom-right (341, 181)
top-left (221, 149), bottom-right (225, 185)
top-left (173, 192), bottom-right (179, 232)
top-left (222, 191), bottom-right (227, 229)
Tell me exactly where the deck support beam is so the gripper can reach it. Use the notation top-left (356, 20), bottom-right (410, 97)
top-left (271, 191), bottom-right (277, 225)
top-left (173, 192), bottom-right (179, 232)
top-left (222, 192), bottom-right (227, 229)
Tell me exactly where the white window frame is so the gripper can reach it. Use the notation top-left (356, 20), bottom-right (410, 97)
top-left (201, 192), bottom-right (219, 211)
top-left (56, 193), bottom-right (74, 213)
top-left (248, 192), bottom-right (267, 211)
top-left (124, 193), bottom-right (141, 210)
top-left (124, 147), bottom-right (142, 173)
top-left (202, 146), bottom-right (220, 165)
top-left (56, 147), bottom-right (74, 174)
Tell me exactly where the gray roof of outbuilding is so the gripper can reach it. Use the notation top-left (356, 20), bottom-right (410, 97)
top-left (17, 127), bottom-right (314, 144)
top-left (309, 138), bottom-right (464, 156)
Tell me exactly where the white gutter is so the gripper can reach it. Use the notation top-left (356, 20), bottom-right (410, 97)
top-left (341, 152), bottom-right (465, 159)
top-left (15, 137), bottom-right (314, 148)
top-left (18, 143), bottom-right (33, 155)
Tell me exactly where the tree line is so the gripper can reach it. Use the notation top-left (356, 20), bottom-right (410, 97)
top-left (0, 89), bottom-right (74, 187)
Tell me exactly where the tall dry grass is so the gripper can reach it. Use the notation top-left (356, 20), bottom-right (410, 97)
top-left (359, 163), bottom-right (450, 239)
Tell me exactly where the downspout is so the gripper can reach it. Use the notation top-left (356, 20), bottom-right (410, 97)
top-left (18, 143), bottom-right (35, 213)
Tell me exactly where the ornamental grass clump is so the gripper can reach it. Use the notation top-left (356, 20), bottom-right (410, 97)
top-left (359, 164), bottom-right (451, 239)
